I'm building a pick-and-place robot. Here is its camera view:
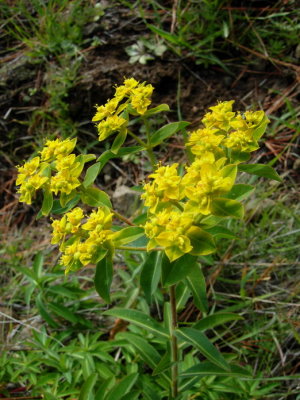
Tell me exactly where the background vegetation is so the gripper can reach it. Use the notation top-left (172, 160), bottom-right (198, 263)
top-left (0, 0), bottom-right (299, 399)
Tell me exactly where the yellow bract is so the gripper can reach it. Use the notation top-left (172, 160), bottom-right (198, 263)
top-left (16, 138), bottom-right (89, 204)
top-left (92, 77), bottom-right (154, 141)
top-left (145, 209), bottom-right (193, 262)
top-left (51, 206), bottom-right (114, 273)
top-left (142, 100), bottom-right (269, 262)
top-left (141, 164), bottom-right (183, 213)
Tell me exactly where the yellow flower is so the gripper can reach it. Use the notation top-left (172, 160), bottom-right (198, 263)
top-left (141, 163), bottom-right (183, 213)
top-left (51, 216), bottom-right (69, 245)
top-left (16, 169), bottom-right (49, 205)
top-left (202, 100), bottom-right (235, 131)
top-left (224, 130), bottom-right (259, 153)
top-left (97, 115), bottom-right (127, 141)
top-left (92, 98), bottom-right (120, 122)
top-left (144, 209), bottom-right (193, 262)
top-left (130, 84), bottom-right (154, 114)
top-left (16, 157), bottom-right (40, 183)
top-left (55, 154), bottom-right (78, 171)
top-left (50, 171), bottom-right (81, 195)
top-left (82, 207), bottom-right (113, 231)
top-left (184, 163), bottom-right (236, 215)
top-left (187, 128), bottom-right (224, 156)
top-left (40, 138), bottom-right (76, 161)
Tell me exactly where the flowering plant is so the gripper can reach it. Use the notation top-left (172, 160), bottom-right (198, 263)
top-left (16, 78), bottom-right (280, 398)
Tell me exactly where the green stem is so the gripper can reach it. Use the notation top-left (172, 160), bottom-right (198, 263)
top-left (127, 128), bottom-right (157, 169)
top-left (112, 210), bottom-right (135, 226)
top-left (143, 117), bottom-right (158, 169)
top-left (127, 129), bottom-right (147, 147)
top-left (170, 284), bottom-right (179, 399)
top-left (116, 246), bottom-right (163, 252)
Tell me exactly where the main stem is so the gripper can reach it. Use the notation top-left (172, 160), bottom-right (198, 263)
top-left (170, 284), bottom-right (178, 399)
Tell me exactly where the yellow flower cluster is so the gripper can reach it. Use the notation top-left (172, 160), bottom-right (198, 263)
top-left (141, 163), bottom-right (183, 213)
top-left (16, 138), bottom-right (86, 204)
top-left (142, 101), bottom-right (269, 262)
top-left (145, 209), bottom-right (193, 261)
top-left (92, 77), bottom-right (154, 141)
top-left (187, 101), bottom-right (269, 156)
top-left (51, 206), bottom-right (114, 273)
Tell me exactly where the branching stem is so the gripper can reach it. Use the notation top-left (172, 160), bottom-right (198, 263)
top-left (170, 284), bottom-right (179, 398)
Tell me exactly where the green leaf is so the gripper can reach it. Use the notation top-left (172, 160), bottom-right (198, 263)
top-left (140, 252), bottom-right (162, 303)
top-left (105, 373), bottom-right (139, 400)
top-left (112, 227), bottom-right (144, 246)
top-left (253, 115), bottom-right (269, 140)
top-left (193, 313), bottom-right (243, 331)
top-left (81, 187), bottom-right (112, 208)
top-left (95, 257), bottom-right (113, 303)
top-left (161, 253), bottom-right (197, 287)
top-left (180, 361), bottom-right (252, 378)
top-left (33, 252), bottom-right (43, 280)
top-left (238, 163), bottom-right (282, 182)
top-left (48, 302), bottom-right (79, 324)
top-left (41, 189), bottom-right (53, 216)
top-left (225, 184), bottom-right (255, 201)
top-left (152, 350), bottom-right (172, 376)
top-left (103, 308), bottom-right (169, 339)
top-left (176, 328), bottom-right (230, 371)
top-left (186, 263), bottom-right (208, 313)
top-left (117, 146), bottom-right (144, 156)
top-left (143, 104), bottom-right (170, 116)
top-left (83, 162), bottom-right (101, 188)
top-left (187, 226), bottom-right (216, 256)
top-left (111, 129), bottom-right (127, 154)
top-left (117, 332), bottom-right (160, 369)
top-left (97, 149), bottom-right (114, 164)
top-left (52, 195), bottom-right (80, 214)
top-left (150, 121), bottom-right (190, 147)
top-left (147, 24), bottom-right (189, 46)
top-left (211, 198), bottom-right (244, 219)
top-left (35, 294), bottom-right (59, 329)
top-left (79, 373), bottom-right (98, 400)
top-left (205, 226), bottom-right (236, 239)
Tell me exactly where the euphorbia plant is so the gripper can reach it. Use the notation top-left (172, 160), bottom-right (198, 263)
top-left (16, 77), bottom-right (281, 399)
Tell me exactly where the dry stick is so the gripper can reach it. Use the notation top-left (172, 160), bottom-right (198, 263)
top-left (227, 40), bottom-right (300, 80)
top-left (170, 284), bottom-right (179, 399)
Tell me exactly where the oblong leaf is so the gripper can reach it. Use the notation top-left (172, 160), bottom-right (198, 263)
top-left (111, 129), bottom-right (127, 154)
top-left (140, 251), bottom-right (162, 302)
top-left (117, 332), bottom-right (160, 369)
top-left (41, 189), bottom-right (53, 216)
top-left (238, 164), bottom-right (282, 182)
top-left (143, 104), bottom-right (170, 116)
top-left (112, 227), bottom-right (144, 246)
top-left (95, 257), bottom-right (113, 303)
top-left (193, 313), bottom-right (243, 331)
top-left (81, 187), bottom-right (112, 208)
top-left (211, 198), bottom-right (244, 219)
top-left (161, 253), bottom-right (198, 287)
top-left (187, 226), bottom-right (216, 256)
top-left (186, 263), bottom-right (208, 313)
top-left (176, 328), bottom-right (230, 371)
top-left (150, 121), bottom-right (190, 147)
top-left (105, 373), bottom-right (138, 400)
top-left (83, 162), bottom-right (101, 188)
top-left (225, 184), bottom-right (254, 201)
top-left (79, 373), bottom-right (98, 400)
top-left (103, 308), bottom-right (169, 339)
top-left (180, 361), bottom-right (252, 378)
